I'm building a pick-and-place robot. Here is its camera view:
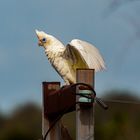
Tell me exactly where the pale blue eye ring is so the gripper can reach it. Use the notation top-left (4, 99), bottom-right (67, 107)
top-left (42, 38), bottom-right (47, 43)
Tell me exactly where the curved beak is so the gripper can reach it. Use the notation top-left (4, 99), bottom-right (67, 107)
top-left (35, 29), bottom-right (42, 46)
top-left (35, 29), bottom-right (40, 38)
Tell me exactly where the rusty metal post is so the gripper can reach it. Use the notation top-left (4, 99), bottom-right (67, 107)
top-left (42, 82), bottom-right (73, 140)
top-left (42, 82), bottom-right (61, 140)
top-left (76, 69), bottom-right (95, 140)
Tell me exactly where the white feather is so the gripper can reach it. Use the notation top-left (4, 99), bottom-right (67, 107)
top-left (69, 39), bottom-right (106, 71)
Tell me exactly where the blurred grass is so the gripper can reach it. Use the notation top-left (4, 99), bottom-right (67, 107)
top-left (0, 103), bottom-right (42, 140)
top-left (1, 90), bottom-right (140, 140)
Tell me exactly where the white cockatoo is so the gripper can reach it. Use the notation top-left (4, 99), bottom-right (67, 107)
top-left (35, 30), bottom-right (105, 85)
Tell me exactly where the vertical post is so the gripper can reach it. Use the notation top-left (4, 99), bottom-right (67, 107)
top-left (42, 82), bottom-right (61, 140)
top-left (76, 69), bottom-right (95, 140)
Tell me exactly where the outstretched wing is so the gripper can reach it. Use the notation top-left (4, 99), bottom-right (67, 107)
top-left (64, 39), bottom-right (106, 72)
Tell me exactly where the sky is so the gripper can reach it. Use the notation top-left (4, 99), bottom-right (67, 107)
top-left (0, 0), bottom-right (140, 113)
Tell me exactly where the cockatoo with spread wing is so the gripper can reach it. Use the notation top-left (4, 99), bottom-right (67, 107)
top-left (35, 30), bottom-right (105, 85)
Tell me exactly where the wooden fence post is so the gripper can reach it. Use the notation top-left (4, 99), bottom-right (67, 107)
top-left (76, 69), bottom-right (95, 140)
top-left (42, 82), bottom-right (61, 140)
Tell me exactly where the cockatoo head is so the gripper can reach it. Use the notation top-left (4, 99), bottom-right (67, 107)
top-left (35, 30), bottom-right (53, 48)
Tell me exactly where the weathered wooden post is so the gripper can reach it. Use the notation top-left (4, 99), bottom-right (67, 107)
top-left (42, 82), bottom-right (61, 140)
top-left (76, 69), bottom-right (95, 140)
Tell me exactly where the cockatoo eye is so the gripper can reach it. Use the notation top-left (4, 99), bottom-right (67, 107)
top-left (42, 38), bottom-right (47, 43)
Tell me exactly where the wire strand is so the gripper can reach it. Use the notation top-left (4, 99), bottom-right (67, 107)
top-left (103, 99), bottom-right (140, 105)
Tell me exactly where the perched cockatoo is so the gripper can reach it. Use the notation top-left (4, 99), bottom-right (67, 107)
top-left (35, 30), bottom-right (105, 85)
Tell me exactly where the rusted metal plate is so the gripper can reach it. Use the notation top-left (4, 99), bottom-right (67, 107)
top-left (42, 82), bottom-right (74, 140)
top-left (42, 82), bottom-right (76, 119)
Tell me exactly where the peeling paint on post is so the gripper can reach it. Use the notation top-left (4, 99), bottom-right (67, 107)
top-left (76, 69), bottom-right (95, 140)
